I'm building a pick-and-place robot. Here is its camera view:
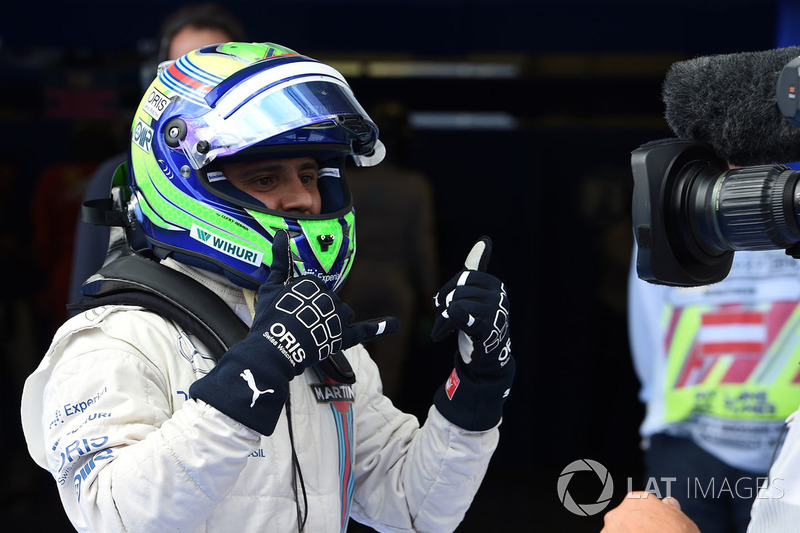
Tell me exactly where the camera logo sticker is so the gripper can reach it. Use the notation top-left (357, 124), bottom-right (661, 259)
top-left (557, 459), bottom-right (614, 516)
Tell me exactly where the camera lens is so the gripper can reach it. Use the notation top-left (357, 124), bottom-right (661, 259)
top-left (677, 164), bottom-right (800, 254)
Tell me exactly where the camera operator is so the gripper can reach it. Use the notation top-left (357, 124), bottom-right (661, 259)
top-left (621, 44), bottom-right (800, 533)
top-left (627, 241), bottom-right (800, 532)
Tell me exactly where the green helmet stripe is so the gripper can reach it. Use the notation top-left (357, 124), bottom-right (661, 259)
top-left (136, 191), bottom-right (176, 230)
top-left (135, 154), bottom-right (271, 258)
top-left (217, 42), bottom-right (298, 63)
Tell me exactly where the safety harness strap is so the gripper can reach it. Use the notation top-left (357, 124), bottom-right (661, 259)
top-left (68, 252), bottom-right (355, 383)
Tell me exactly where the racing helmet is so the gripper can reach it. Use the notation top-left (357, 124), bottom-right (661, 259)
top-left (127, 42), bottom-right (385, 290)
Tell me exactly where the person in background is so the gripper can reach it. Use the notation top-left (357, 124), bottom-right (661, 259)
top-left (603, 428), bottom-right (800, 533)
top-left (627, 244), bottom-right (800, 532)
top-left (338, 100), bottom-right (438, 402)
top-left (67, 2), bottom-right (246, 305)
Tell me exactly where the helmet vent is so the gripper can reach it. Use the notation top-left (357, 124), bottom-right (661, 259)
top-left (318, 234), bottom-right (335, 252)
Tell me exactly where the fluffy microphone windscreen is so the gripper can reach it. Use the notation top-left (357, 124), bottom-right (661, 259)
top-left (663, 46), bottom-right (800, 166)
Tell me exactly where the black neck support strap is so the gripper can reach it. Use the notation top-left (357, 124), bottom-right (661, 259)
top-left (68, 251), bottom-right (355, 384)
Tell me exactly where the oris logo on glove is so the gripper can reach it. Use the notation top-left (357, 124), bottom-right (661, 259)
top-left (263, 323), bottom-right (306, 364)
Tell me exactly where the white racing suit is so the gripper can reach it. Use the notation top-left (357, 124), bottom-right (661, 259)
top-left (748, 407), bottom-right (800, 532)
top-left (21, 259), bottom-right (500, 532)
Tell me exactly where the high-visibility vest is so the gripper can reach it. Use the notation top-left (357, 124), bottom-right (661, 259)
top-left (663, 296), bottom-right (800, 423)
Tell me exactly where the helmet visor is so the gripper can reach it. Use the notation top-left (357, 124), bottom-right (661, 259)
top-left (179, 76), bottom-right (381, 169)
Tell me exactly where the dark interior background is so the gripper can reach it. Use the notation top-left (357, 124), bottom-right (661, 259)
top-left (0, 0), bottom-right (792, 531)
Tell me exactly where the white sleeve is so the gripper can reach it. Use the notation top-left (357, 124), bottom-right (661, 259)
top-left (22, 321), bottom-right (260, 532)
top-left (348, 346), bottom-right (499, 532)
top-left (627, 245), bottom-right (667, 404)
top-left (748, 410), bottom-right (800, 533)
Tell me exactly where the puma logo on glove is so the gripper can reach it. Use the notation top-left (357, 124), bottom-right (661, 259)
top-left (240, 369), bottom-right (274, 407)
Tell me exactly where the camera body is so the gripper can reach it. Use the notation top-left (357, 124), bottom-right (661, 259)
top-left (632, 139), bottom-right (800, 286)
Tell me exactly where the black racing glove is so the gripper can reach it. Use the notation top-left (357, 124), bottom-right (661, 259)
top-left (190, 230), bottom-right (399, 435)
top-left (431, 236), bottom-right (515, 431)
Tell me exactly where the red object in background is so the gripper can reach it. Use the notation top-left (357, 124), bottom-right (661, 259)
top-left (32, 161), bottom-right (98, 329)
